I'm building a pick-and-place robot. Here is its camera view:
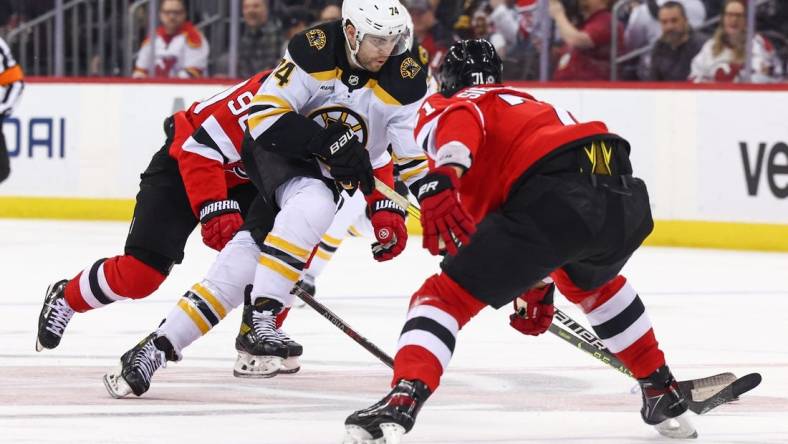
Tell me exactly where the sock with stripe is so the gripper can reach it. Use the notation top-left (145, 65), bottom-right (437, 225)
top-left (63, 255), bottom-right (165, 313)
top-left (157, 281), bottom-right (234, 355)
top-left (393, 273), bottom-right (486, 392)
top-left (552, 270), bottom-right (665, 379)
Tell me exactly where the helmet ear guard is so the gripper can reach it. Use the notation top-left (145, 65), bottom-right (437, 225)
top-left (438, 39), bottom-right (503, 96)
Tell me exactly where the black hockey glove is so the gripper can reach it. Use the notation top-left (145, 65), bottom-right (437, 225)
top-left (308, 123), bottom-right (374, 195)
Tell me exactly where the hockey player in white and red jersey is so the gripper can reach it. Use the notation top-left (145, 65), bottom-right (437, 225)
top-left (102, 0), bottom-right (430, 398)
top-left (132, 0), bottom-right (209, 79)
top-left (344, 39), bottom-right (696, 442)
top-left (35, 71), bottom-right (272, 354)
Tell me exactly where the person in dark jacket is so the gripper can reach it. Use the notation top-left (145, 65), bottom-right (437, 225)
top-left (647, 1), bottom-right (704, 81)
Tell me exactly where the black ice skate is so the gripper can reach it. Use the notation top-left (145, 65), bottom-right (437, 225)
top-left (276, 328), bottom-right (303, 374)
top-left (638, 365), bottom-right (697, 439)
top-left (103, 333), bottom-right (177, 398)
top-left (233, 297), bottom-right (289, 378)
top-left (344, 379), bottom-right (431, 444)
top-left (36, 280), bottom-right (74, 351)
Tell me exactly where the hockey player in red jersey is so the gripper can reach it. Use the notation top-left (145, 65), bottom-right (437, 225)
top-left (344, 39), bottom-right (696, 443)
top-left (35, 71), bottom-right (271, 353)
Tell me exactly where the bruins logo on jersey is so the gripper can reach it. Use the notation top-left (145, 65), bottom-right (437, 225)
top-left (306, 29), bottom-right (327, 50)
top-left (400, 57), bottom-right (421, 79)
top-left (308, 106), bottom-right (368, 147)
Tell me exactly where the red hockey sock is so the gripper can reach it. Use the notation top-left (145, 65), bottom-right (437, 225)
top-left (63, 255), bottom-right (166, 312)
top-left (392, 273), bottom-right (486, 392)
top-left (276, 307), bottom-right (291, 328)
top-left (553, 270), bottom-right (665, 379)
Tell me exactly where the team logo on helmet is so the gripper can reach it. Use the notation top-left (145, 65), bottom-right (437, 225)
top-left (400, 57), bottom-right (421, 79)
top-left (306, 29), bottom-right (327, 50)
top-left (308, 106), bottom-right (369, 147)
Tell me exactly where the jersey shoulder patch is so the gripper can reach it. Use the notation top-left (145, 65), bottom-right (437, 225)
top-left (374, 48), bottom-right (428, 106)
top-left (287, 20), bottom-right (341, 74)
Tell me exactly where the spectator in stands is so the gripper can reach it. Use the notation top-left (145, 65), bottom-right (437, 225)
top-left (550, 0), bottom-right (624, 81)
top-left (318, 2), bottom-right (341, 23)
top-left (132, 0), bottom-right (209, 78)
top-left (0, 36), bottom-right (23, 184)
top-left (279, 7), bottom-right (314, 55)
top-left (406, 0), bottom-right (457, 70)
top-left (237, 0), bottom-right (283, 77)
top-left (647, 1), bottom-right (704, 80)
top-left (486, 0), bottom-right (521, 50)
top-left (690, 0), bottom-right (782, 83)
top-left (625, 0), bottom-right (706, 52)
top-left (471, 8), bottom-right (508, 58)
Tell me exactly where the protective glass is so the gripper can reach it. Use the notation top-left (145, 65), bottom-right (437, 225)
top-left (360, 29), bottom-right (411, 56)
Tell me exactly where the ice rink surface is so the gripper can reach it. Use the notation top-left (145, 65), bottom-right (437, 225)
top-left (1, 219), bottom-right (787, 444)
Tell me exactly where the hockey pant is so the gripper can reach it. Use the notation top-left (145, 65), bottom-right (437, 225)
top-left (157, 177), bottom-right (336, 356)
top-left (392, 271), bottom-right (665, 392)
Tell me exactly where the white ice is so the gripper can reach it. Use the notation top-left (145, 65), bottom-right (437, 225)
top-left (1, 219), bottom-right (786, 443)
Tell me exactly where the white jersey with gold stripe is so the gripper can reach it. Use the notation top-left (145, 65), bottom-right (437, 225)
top-left (246, 20), bottom-right (430, 188)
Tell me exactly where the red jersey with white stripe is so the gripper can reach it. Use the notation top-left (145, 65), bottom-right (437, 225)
top-left (415, 86), bottom-right (611, 221)
top-left (169, 70), bottom-right (270, 215)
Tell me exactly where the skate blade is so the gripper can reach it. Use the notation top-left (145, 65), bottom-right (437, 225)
top-left (103, 372), bottom-right (133, 399)
top-left (232, 352), bottom-right (283, 378)
top-left (654, 411), bottom-right (698, 439)
top-left (278, 356), bottom-right (301, 374)
top-left (342, 423), bottom-right (405, 444)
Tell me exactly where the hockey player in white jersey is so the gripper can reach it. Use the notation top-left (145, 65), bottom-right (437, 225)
top-left (104, 0), bottom-right (430, 398)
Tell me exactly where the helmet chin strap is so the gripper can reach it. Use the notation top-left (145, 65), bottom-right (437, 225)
top-left (343, 23), bottom-right (365, 70)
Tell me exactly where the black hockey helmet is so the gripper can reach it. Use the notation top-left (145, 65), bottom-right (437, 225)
top-left (438, 39), bottom-right (502, 96)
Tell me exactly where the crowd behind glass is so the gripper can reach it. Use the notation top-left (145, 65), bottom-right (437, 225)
top-left (2, 0), bottom-right (786, 83)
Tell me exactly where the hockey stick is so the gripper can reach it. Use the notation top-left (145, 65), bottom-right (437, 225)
top-left (375, 177), bottom-right (419, 218)
top-left (291, 284), bottom-right (394, 369)
top-left (374, 178), bottom-right (762, 413)
top-left (552, 308), bottom-right (762, 415)
top-left (547, 322), bottom-right (633, 378)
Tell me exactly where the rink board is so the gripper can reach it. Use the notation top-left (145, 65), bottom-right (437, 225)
top-left (2, 79), bottom-right (787, 250)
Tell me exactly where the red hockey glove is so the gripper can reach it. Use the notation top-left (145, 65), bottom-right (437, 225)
top-left (369, 199), bottom-right (407, 261)
top-left (509, 283), bottom-right (555, 336)
top-left (416, 166), bottom-right (476, 256)
top-left (199, 200), bottom-right (244, 251)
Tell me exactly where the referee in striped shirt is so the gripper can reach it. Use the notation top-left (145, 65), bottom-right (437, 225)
top-left (0, 36), bottom-right (24, 184)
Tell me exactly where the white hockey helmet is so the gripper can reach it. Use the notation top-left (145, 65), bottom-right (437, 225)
top-left (341, 0), bottom-right (413, 67)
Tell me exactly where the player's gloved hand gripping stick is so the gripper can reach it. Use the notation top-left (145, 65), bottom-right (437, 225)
top-left (309, 122), bottom-right (374, 195)
top-left (414, 166), bottom-right (476, 256)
